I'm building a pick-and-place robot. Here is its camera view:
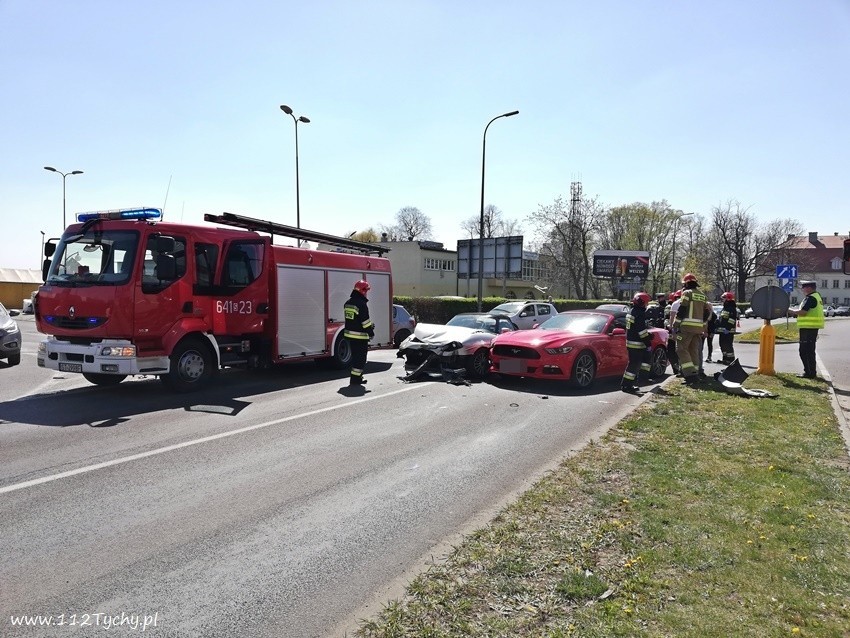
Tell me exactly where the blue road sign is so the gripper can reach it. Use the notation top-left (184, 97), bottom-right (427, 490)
top-left (776, 264), bottom-right (798, 279)
top-left (782, 280), bottom-right (794, 293)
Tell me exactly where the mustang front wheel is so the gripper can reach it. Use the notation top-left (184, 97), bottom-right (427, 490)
top-left (571, 351), bottom-right (597, 389)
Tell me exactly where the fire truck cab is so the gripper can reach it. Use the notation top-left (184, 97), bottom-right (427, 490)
top-left (36, 209), bottom-right (392, 391)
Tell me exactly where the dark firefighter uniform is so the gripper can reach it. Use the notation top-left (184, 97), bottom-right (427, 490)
top-left (644, 293), bottom-right (667, 329)
top-left (344, 281), bottom-right (374, 385)
top-left (716, 292), bottom-right (738, 365)
top-left (622, 292), bottom-right (653, 394)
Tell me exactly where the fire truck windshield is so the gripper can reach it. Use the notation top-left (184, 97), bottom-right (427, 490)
top-left (46, 230), bottom-right (140, 287)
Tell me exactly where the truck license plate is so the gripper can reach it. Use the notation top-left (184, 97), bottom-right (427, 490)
top-left (59, 363), bottom-right (83, 373)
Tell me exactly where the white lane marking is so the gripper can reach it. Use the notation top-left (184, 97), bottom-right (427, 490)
top-left (0, 385), bottom-right (419, 495)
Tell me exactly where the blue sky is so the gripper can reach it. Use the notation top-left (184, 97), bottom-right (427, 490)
top-left (1, 0), bottom-right (848, 269)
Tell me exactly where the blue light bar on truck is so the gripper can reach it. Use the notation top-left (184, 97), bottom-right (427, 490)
top-left (76, 207), bottom-right (162, 222)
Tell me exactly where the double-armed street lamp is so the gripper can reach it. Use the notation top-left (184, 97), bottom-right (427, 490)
top-left (477, 110), bottom-right (519, 311)
top-left (43, 166), bottom-right (84, 230)
top-left (279, 104), bottom-right (311, 230)
top-left (670, 211), bottom-right (694, 291)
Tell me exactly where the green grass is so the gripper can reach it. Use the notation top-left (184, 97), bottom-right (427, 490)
top-left (739, 321), bottom-right (800, 343)
top-left (356, 375), bottom-right (850, 637)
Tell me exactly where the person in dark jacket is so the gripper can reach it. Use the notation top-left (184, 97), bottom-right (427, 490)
top-left (716, 291), bottom-right (738, 365)
top-left (622, 291), bottom-right (653, 394)
top-left (788, 280), bottom-right (824, 378)
top-left (704, 304), bottom-right (718, 362)
top-left (344, 279), bottom-right (374, 385)
top-left (645, 292), bottom-right (667, 329)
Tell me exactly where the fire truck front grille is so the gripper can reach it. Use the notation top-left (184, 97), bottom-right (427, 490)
top-left (42, 316), bottom-right (108, 330)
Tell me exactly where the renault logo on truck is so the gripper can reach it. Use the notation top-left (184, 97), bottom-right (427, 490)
top-left (69, 306), bottom-right (76, 319)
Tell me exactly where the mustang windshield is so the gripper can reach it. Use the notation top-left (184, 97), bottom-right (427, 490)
top-left (46, 230), bottom-right (140, 286)
top-left (539, 312), bottom-right (609, 334)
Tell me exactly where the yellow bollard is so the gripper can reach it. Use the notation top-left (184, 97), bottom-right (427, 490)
top-left (757, 319), bottom-right (776, 375)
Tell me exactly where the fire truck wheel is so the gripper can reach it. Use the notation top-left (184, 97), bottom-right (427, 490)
top-left (83, 373), bottom-right (126, 386)
top-left (162, 337), bottom-right (217, 392)
top-left (330, 333), bottom-right (352, 369)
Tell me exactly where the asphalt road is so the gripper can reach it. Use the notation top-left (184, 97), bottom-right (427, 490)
top-left (3, 314), bottom-right (848, 637)
top-left (2, 315), bottom-right (658, 638)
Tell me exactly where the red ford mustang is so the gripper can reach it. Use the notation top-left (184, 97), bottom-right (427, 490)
top-left (489, 310), bottom-right (669, 388)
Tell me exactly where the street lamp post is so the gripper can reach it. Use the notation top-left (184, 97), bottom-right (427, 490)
top-left (669, 212), bottom-right (694, 291)
top-left (279, 105), bottom-right (310, 230)
top-left (43, 166), bottom-right (84, 230)
top-left (477, 110), bottom-right (519, 311)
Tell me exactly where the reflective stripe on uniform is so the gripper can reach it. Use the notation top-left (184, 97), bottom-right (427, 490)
top-left (344, 331), bottom-right (370, 340)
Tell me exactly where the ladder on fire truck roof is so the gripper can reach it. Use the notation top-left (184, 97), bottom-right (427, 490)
top-left (203, 212), bottom-right (390, 256)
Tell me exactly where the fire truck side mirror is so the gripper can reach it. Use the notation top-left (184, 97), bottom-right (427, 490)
top-left (155, 235), bottom-right (176, 254)
top-left (44, 241), bottom-right (56, 258)
top-left (844, 238), bottom-right (850, 275)
top-left (155, 254), bottom-right (177, 281)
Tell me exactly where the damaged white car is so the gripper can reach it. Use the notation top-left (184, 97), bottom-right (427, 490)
top-left (397, 313), bottom-right (518, 379)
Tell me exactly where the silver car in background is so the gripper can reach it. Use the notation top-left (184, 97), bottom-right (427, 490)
top-left (0, 302), bottom-right (22, 366)
top-left (488, 301), bottom-right (558, 330)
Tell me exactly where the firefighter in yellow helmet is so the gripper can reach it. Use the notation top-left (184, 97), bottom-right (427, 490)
top-left (344, 279), bottom-right (374, 385)
top-left (621, 291), bottom-right (653, 394)
top-left (670, 273), bottom-right (712, 385)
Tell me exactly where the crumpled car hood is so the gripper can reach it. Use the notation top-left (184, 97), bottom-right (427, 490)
top-left (408, 323), bottom-right (485, 345)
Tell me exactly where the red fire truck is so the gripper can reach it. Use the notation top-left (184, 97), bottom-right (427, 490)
top-left (35, 209), bottom-right (392, 391)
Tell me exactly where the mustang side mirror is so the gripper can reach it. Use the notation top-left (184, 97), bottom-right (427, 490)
top-left (610, 327), bottom-right (626, 336)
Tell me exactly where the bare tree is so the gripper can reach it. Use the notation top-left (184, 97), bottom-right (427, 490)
top-left (527, 195), bottom-right (602, 299)
top-left (460, 204), bottom-right (523, 238)
top-left (386, 206), bottom-right (433, 241)
top-left (711, 200), bottom-right (803, 301)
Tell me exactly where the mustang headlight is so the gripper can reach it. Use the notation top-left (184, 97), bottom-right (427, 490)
top-left (100, 345), bottom-right (137, 357)
top-left (545, 345), bottom-right (573, 355)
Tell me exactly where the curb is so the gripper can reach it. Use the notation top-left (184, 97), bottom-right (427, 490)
top-left (817, 352), bottom-right (850, 460)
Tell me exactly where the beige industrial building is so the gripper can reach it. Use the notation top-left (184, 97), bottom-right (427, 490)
top-left (0, 268), bottom-right (41, 310)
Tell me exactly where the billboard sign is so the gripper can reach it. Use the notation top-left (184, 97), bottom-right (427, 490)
top-left (592, 250), bottom-right (651, 278)
top-left (457, 236), bottom-right (524, 279)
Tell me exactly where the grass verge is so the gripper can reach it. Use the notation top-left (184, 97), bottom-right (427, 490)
top-left (739, 322), bottom-right (800, 343)
top-left (356, 374), bottom-right (850, 637)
